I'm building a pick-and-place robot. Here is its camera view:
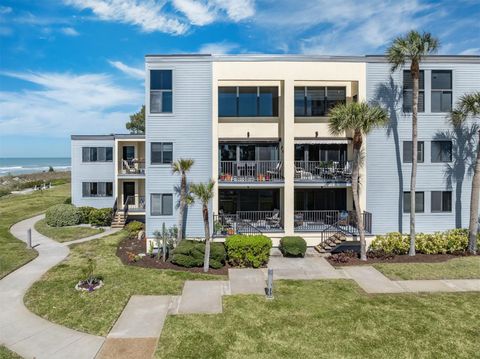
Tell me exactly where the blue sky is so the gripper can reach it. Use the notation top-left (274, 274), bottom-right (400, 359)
top-left (0, 0), bottom-right (479, 157)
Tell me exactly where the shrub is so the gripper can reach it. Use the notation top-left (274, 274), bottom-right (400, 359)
top-left (45, 204), bottom-right (81, 227)
top-left (171, 240), bottom-right (226, 269)
top-left (89, 208), bottom-right (113, 227)
top-left (225, 234), bottom-right (272, 268)
top-left (63, 196), bottom-right (72, 204)
top-left (78, 206), bottom-right (95, 224)
top-left (279, 236), bottom-right (307, 257)
top-left (125, 221), bottom-right (144, 238)
top-left (444, 229), bottom-right (469, 253)
top-left (370, 232), bottom-right (409, 255)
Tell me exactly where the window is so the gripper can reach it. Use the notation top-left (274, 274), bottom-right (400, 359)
top-left (82, 147), bottom-right (113, 162)
top-left (431, 191), bottom-right (452, 212)
top-left (151, 142), bottom-right (173, 164)
top-left (403, 70), bottom-right (425, 113)
top-left (151, 193), bottom-right (173, 215)
top-left (150, 70), bottom-right (172, 113)
top-left (294, 87), bottom-right (346, 116)
top-left (82, 182), bottom-right (113, 197)
top-left (431, 70), bottom-right (452, 112)
top-left (218, 86), bottom-right (278, 117)
top-left (402, 141), bottom-right (424, 163)
top-left (403, 192), bottom-right (425, 213)
top-left (431, 141), bottom-right (452, 162)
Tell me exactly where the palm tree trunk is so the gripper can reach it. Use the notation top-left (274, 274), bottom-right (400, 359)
top-left (468, 131), bottom-right (480, 254)
top-left (409, 64), bottom-right (419, 256)
top-left (202, 204), bottom-right (211, 272)
top-left (177, 173), bottom-right (186, 243)
top-left (352, 131), bottom-right (366, 261)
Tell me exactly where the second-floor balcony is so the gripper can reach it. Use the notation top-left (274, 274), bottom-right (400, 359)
top-left (219, 160), bottom-right (283, 183)
top-left (294, 161), bottom-right (352, 183)
top-left (119, 159), bottom-right (145, 176)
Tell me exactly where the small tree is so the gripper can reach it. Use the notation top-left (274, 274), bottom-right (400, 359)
top-left (329, 102), bottom-right (389, 260)
top-left (190, 180), bottom-right (215, 272)
top-left (126, 105), bottom-right (145, 134)
top-left (451, 91), bottom-right (480, 254)
top-left (153, 223), bottom-right (169, 262)
top-left (172, 159), bottom-right (195, 243)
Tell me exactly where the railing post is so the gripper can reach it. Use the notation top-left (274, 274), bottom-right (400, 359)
top-left (27, 228), bottom-right (32, 249)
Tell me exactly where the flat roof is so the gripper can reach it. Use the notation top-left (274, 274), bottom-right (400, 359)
top-left (71, 134), bottom-right (145, 140)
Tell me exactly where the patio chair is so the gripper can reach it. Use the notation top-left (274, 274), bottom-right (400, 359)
top-left (295, 166), bottom-right (313, 180)
top-left (266, 209), bottom-right (281, 228)
top-left (123, 160), bottom-right (135, 174)
top-left (266, 162), bottom-right (282, 180)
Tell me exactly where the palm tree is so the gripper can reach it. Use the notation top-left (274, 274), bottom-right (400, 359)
top-left (172, 158), bottom-right (195, 243)
top-left (451, 91), bottom-right (480, 254)
top-left (329, 102), bottom-right (389, 260)
top-left (190, 180), bottom-right (215, 272)
top-left (386, 30), bottom-right (439, 256)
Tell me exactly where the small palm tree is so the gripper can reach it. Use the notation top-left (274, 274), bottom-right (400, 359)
top-left (172, 158), bottom-right (195, 243)
top-left (329, 102), bottom-right (389, 260)
top-left (387, 30), bottom-right (439, 256)
top-left (450, 91), bottom-right (480, 254)
top-left (190, 179), bottom-right (215, 272)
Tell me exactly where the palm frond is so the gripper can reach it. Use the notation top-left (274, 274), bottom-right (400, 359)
top-left (329, 102), bottom-right (389, 136)
top-left (172, 158), bottom-right (195, 174)
top-left (450, 91), bottom-right (480, 127)
top-left (190, 179), bottom-right (215, 205)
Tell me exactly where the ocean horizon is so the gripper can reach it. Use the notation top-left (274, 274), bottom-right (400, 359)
top-left (0, 157), bottom-right (71, 176)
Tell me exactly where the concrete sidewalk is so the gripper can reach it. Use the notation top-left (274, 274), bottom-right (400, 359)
top-left (1, 215), bottom-right (119, 359)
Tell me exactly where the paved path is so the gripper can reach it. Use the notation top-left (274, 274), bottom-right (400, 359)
top-left (0, 215), bottom-right (119, 359)
top-left (268, 256), bottom-right (347, 280)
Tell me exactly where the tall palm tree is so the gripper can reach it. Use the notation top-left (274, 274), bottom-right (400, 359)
top-left (329, 102), bottom-right (389, 260)
top-left (190, 180), bottom-right (215, 272)
top-left (172, 158), bottom-right (195, 243)
top-left (451, 91), bottom-right (480, 254)
top-left (386, 30), bottom-right (439, 256)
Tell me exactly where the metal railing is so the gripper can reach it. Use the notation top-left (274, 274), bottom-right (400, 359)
top-left (122, 195), bottom-right (146, 213)
top-left (119, 160), bottom-right (145, 175)
top-left (213, 210), bottom-right (283, 236)
top-left (219, 161), bottom-right (283, 182)
top-left (294, 210), bottom-right (372, 234)
top-left (294, 161), bottom-right (352, 182)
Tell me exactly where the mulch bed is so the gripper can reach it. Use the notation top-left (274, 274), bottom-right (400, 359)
top-left (116, 235), bottom-right (230, 275)
top-left (327, 253), bottom-right (473, 266)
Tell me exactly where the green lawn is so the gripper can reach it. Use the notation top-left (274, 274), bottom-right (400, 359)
top-left (0, 184), bottom-right (70, 278)
top-left (0, 346), bottom-right (21, 359)
top-left (24, 231), bottom-right (224, 336)
top-left (374, 256), bottom-right (480, 280)
top-left (157, 280), bottom-right (480, 359)
top-left (34, 218), bottom-right (104, 243)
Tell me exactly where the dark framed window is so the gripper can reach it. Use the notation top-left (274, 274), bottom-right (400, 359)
top-left (150, 70), bottom-right (172, 113)
top-left (431, 191), bottom-right (452, 213)
top-left (218, 86), bottom-right (278, 117)
top-left (402, 141), bottom-right (424, 163)
top-left (82, 182), bottom-right (113, 197)
top-left (431, 70), bottom-right (452, 112)
top-left (403, 70), bottom-right (425, 113)
top-left (431, 141), bottom-right (452, 162)
top-left (150, 193), bottom-right (173, 216)
top-left (82, 147), bottom-right (113, 162)
top-left (151, 142), bottom-right (173, 164)
top-left (294, 86), bottom-right (346, 116)
top-left (403, 192), bottom-right (425, 213)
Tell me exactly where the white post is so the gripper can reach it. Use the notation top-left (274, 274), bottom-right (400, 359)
top-left (27, 228), bottom-right (32, 249)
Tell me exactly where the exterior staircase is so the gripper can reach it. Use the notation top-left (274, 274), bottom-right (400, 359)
top-left (314, 232), bottom-right (347, 254)
top-left (111, 211), bottom-right (126, 228)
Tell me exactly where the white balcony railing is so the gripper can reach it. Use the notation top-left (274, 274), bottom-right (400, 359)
top-left (219, 161), bottom-right (283, 182)
top-left (294, 161), bottom-right (352, 182)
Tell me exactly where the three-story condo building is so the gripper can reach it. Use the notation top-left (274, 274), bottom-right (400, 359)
top-left (71, 54), bottom-right (480, 247)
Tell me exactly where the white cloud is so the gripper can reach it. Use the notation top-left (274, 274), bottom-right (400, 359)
top-left (60, 27), bottom-right (80, 36)
top-left (0, 6), bottom-right (12, 14)
top-left (64, 0), bottom-right (189, 35)
top-left (172, 0), bottom-right (215, 26)
top-left (173, 0), bottom-right (254, 25)
top-left (108, 60), bottom-right (144, 79)
top-left (0, 71), bottom-right (142, 137)
top-left (211, 0), bottom-right (255, 21)
top-left (198, 42), bottom-right (238, 54)
top-left (460, 47), bottom-right (480, 55)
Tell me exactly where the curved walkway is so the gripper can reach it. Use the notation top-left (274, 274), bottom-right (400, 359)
top-left (0, 215), bottom-right (120, 359)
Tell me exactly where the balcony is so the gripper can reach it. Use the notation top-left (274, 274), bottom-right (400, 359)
top-left (119, 160), bottom-right (145, 176)
top-left (294, 161), bottom-right (352, 183)
top-left (214, 210), bottom-right (283, 236)
top-left (122, 194), bottom-right (146, 213)
top-left (294, 210), bottom-right (372, 234)
top-left (219, 161), bottom-right (283, 183)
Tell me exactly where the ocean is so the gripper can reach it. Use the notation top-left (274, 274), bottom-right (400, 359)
top-left (0, 158), bottom-right (71, 176)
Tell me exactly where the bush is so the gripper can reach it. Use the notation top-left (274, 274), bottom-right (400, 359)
top-left (45, 204), bottom-right (81, 227)
top-left (78, 206), bottom-right (95, 224)
top-left (225, 234), bottom-right (272, 268)
top-left (370, 232), bottom-right (409, 255)
top-left (63, 196), bottom-right (72, 204)
top-left (89, 208), bottom-right (113, 227)
top-left (171, 240), bottom-right (226, 269)
top-left (279, 236), bottom-right (307, 257)
top-left (125, 221), bottom-right (144, 238)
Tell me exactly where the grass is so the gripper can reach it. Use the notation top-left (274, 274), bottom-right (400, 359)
top-left (34, 218), bottom-right (104, 243)
top-left (24, 231), bottom-right (225, 336)
top-left (374, 256), bottom-right (480, 280)
top-left (157, 280), bottom-right (480, 359)
top-left (0, 184), bottom-right (70, 278)
top-left (0, 346), bottom-right (21, 359)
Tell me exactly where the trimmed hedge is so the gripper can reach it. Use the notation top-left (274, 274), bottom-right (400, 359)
top-left (371, 229), bottom-right (470, 255)
top-left (45, 204), bottom-right (81, 227)
top-left (171, 240), bottom-right (226, 269)
top-left (225, 234), bottom-right (272, 268)
top-left (78, 206), bottom-right (95, 224)
top-left (125, 221), bottom-right (144, 238)
top-left (89, 208), bottom-right (113, 227)
top-left (280, 236), bottom-right (307, 257)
